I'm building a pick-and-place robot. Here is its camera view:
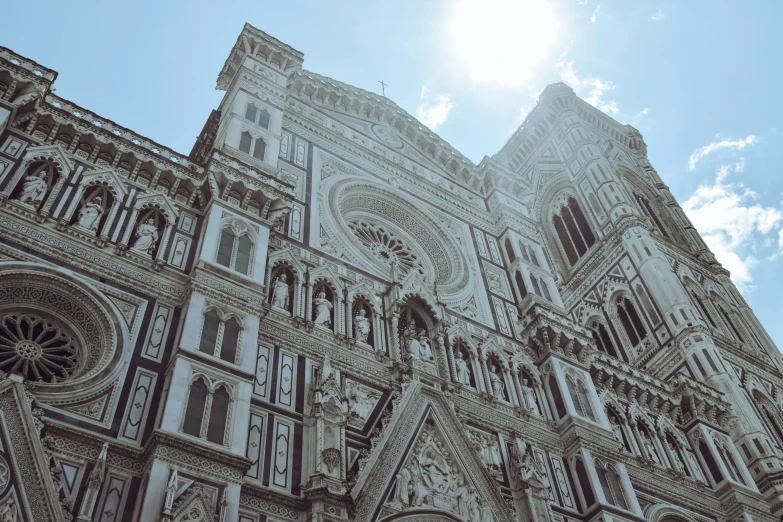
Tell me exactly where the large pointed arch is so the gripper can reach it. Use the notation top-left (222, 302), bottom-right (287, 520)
top-left (351, 383), bottom-right (513, 522)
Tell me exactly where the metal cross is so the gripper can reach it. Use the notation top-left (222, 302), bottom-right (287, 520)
top-left (378, 80), bottom-right (387, 97)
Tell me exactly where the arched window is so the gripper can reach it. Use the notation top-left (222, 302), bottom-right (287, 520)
top-left (199, 310), bottom-right (220, 354)
top-left (574, 458), bottom-right (596, 507)
top-left (253, 138), bottom-right (266, 160)
top-left (529, 275), bottom-right (552, 301)
top-left (183, 378), bottom-right (208, 437)
top-left (504, 238), bottom-right (515, 263)
top-left (515, 271), bottom-right (528, 299)
top-left (605, 465), bottom-right (629, 510)
top-left (216, 227), bottom-right (255, 275)
top-left (548, 375), bottom-right (566, 419)
top-left (220, 318), bottom-right (240, 363)
top-left (182, 378), bottom-right (232, 446)
top-left (258, 109), bottom-right (271, 129)
top-left (553, 196), bottom-right (596, 267)
top-left (245, 103), bottom-right (258, 122)
top-left (591, 321), bottom-right (621, 360)
top-left (698, 439), bottom-right (723, 485)
top-left (239, 131), bottom-right (252, 154)
top-left (635, 193), bottom-right (669, 238)
top-left (718, 305), bottom-right (744, 342)
top-left (207, 386), bottom-right (230, 444)
top-left (566, 375), bottom-right (596, 421)
top-left (666, 433), bottom-right (691, 477)
top-left (716, 443), bottom-right (744, 484)
top-left (692, 291), bottom-right (717, 328)
top-left (616, 296), bottom-right (646, 347)
top-left (198, 309), bottom-right (241, 364)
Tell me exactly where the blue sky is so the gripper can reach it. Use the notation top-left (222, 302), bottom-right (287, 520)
top-left (2, 1), bottom-right (782, 350)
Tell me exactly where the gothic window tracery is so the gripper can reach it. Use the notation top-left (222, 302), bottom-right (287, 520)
top-left (198, 309), bottom-right (242, 364)
top-left (615, 295), bottom-right (647, 349)
top-left (181, 376), bottom-right (233, 446)
top-left (216, 224), bottom-right (255, 276)
top-left (0, 312), bottom-right (78, 383)
top-left (547, 374), bottom-right (567, 420)
top-left (594, 461), bottom-right (629, 510)
top-left (514, 271), bottom-right (528, 301)
top-left (590, 320), bottom-right (624, 361)
top-left (348, 220), bottom-right (424, 279)
top-left (565, 373), bottom-right (596, 422)
top-left (552, 196), bottom-right (596, 267)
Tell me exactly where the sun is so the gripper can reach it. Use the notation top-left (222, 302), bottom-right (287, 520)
top-left (449, 0), bottom-right (560, 87)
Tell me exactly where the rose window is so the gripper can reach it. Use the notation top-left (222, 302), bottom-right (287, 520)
top-left (348, 220), bottom-right (424, 277)
top-left (0, 312), bottom-right (79, 383)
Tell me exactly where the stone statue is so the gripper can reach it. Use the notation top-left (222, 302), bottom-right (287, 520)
top-left (609, 417), bottom-right (625, 449)
top-left (0, 498), bottom-right (17, 522)
top-left (272, 274), bottom-right (290, 310)
top-left (77, 196), bottom-right (103, 233)
top-left (520, 378), bottom-right (540, 415)
top-left (642, 431), bottom-right (661, 464)
top-left (17, 170), bottom-right (47, 206)
top-left (418, 448), bottom-right (450, 493)
top-left (313, 291), bottom-right (332, 327)
top-left (347, 382), bottom-right (378, 420)
top-left (393, 466), bottom-right (412, 506)
top-left (403, 323), bottom-right (421, 360)
top-left (452, 477), bottom-right (471, 518)
top-left (418, 329), bottom-right (434, 361)
top-left (131, 218), bottom-right (159, 255)
top-left (455, 350), bottom-right (472, 386)
top-left (489, 365), bottom-right (505, 400)
top-left (353, 309), bottom-right (371, 343)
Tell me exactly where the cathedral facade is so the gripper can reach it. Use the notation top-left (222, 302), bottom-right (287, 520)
top-left (0, 23), bottom-right (782, 522)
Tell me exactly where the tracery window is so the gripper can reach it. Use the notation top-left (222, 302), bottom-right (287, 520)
top-left (573, 458), bottom-right (596, 507)
top-left (518, 241), bottom-right (540, 266)
top-left (198, 309), bottom-right (242, 364)
top-left (504, 238), bottom-right (515, 263)
top-left (348, 220), bottom-right (424, 278)
top-left (634, 193), bottom-right (669, 238)
top-left (566, 373), bottom-right (596, 421)
top-left (216, 227), bottom-right (254, 275)
top-left (547, 374), bottom-right (567, 420)
top-left (716, 441), bottom-right (745, 485)
top-left (634, 283), bottom-right (661, 326)
top-left (182, 377), bottom-right (232, 446)
top-left (514, 271), bottom-right (528, 300)
top-left (590, 320), bottom-right (623, 360)
top-left (552, 196), bottom-right (596, 267)
top-left (595, 462), bottom-right (629, 510)
top-left (529, 274), bottom-right (552, 301)
top-left (0, 312), bottom-right (78, 383)
top-left (718, 304), bottom-right (745, 343)
top-left (616, 296), bottom-right (646, 348)
top-left (698, 439), bottom-right (723, 485)
top-left (245, 103), bottom-right (271, 129)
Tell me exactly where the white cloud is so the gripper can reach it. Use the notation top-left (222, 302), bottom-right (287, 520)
top-left (638, 108), bottom-right (649, 116)
top-left (682, 161), bottom-right (783, 290)
top-left (687, 135), bottom-right (758, 171)
top-left (590, 5), bottom-right (600, 22)
top-left (449, 0), bottom-right (560, 86)
top-left (650, 9), bottom-right (665, 21)
top-left (555, 59), bottom-right (620, 114)
top-left (416, 87), bottom-right (453, 129)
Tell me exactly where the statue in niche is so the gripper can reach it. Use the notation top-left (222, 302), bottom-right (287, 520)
top-left (476, 433), bottom-right (503, 479)
top-left (347, 382), bottom-right (379, 421)
top-left (17, 170), bottom-right (47, 206)
top-left (642, 431), bottom-right (661, 465)
top-left (77, 196), bottom-right (103, 233)
top-left (353, 308), bottom-right (371, 343)
top-left (455, 350), bottom-right (472, 386)
top-left (131, 218), bottom-right (159, 255)
top-left (609, 417), bottom-right (625, 450)
top-left (272, 274), bottom-right (290, 310)
top-left (403, 323), bottom-right (420, 360)
top-left (517, 447), bottom-right (551, 494)
top-left (520, 378), bottom-right (540, 415)
top-left (488, 364), bottom-right (505, 400)
top-left (452, 477), bottom-right (471, 518)
top-left (313, 291), bottom-right (332, 327)
top-left (418, 330), bottom-right (434, 362)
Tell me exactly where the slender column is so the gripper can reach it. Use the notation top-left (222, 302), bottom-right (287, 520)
top-left (45, 122), bottom-right (60, 144)
top-left (155, 222), bottom-right (174, 264)
top-left (504, 367), bottom-right (519, 406)
top-left (629, 422), bottom-right (646, 458)
top-left (99, 200), bottom-right (120, 242)
top-left (345, 299), bottom-right (353, 341)
top-left (390, 310), bottom-right (401, 362)
top-left (199, 391), bottom-right (215, 440)
top-left (61, 184), bottom-right (85, 223)
top-left (436, 333), bottom-right (449, 379)
top-left (445, 335), bottom-right (457, 382)
top-left (653, 434), bottom-right (674, 469)
top-left (67, 132), bottom-right (81, 152)
top-left (76, 443), bottom-right (109, 521)
top-left (659, 436), bottom-right (680, 473)
top-left (333, 296), bottom-right (342, 336)
top-left (511, 370), bottom-right (525, 408)
top-left (305, 282), bottom-right (314, 322)
top-left (480, 352), bottom-right (492, 395)
top-left (39, 174), bottom-right (68, 219)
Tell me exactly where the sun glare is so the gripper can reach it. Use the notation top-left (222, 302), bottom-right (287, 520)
top-left (449, 0), bottom-right (560, 87)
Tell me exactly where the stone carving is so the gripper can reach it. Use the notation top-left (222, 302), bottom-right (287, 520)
top-left (77, 196), bottom-right (103, 233)
top-left (131, 218), bottom-right (159, 255)
top-left (17, 170), bottom-right (47, 207)
top-left (388, 424), bottom-right (491, 522)
top-left (0, 312), bottom-right (78, 383)
top-left (0, 497), bottom-right (18, 522)
top-left (609, 417), bottom-right (625, 450)
top-left (346, 381), bottom-right (380, 422)
top-left (520, 379), bottom-right (539, 415)
top-left (353, 309), bottom-right (371, 344)
top-left (469, 430), bottom-right (504, 481)
top-left (272, 274), bottom-right (290, 310)
top-left (403, 324), bottom-right (434, 362)
top-left (313, 291), bottom-right (332, 327)
top-left (0, 455), bottom-right (8, 494)
top-left (488, 365), bottom-right (504, 400)
top-left (641, 431), bottom-right (661, 465)
top-left (455, 350), bottom-right (472, 386)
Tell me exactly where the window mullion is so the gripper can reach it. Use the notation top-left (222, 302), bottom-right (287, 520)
top-left (200, 390), bottom-right (214, 440)
top-left (215, 322), bottom-right (226, 358)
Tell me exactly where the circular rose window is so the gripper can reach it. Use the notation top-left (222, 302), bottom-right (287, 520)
top-left (0, 312), bottom-right (79, 383)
